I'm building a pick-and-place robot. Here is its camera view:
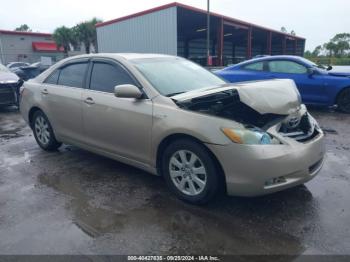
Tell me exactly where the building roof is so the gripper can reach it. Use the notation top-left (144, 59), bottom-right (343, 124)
top-left (0, 29), bottom-right (52, 37)
top-left (32, 42), bottom-right (63, 52)
top-left (96, 2), bottom-right (305, 40)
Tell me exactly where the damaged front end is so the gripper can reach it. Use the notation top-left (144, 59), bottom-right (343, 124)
top-left (172, 79), bottom-right (321, 144)
top-left (0, 81), bottom-right (23, 106)
top-left (0, 71), bottom-right (23, 107)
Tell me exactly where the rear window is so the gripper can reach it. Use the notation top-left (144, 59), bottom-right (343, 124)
top-left (58, 63), bottom-right (88, 88)
top-left (243, 62), bottom-right (264, 71)
top-left (44, 70), bottom-right (60, 85)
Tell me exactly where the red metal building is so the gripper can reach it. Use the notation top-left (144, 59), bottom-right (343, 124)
top-left (96, 2), bottom-right (306, 66)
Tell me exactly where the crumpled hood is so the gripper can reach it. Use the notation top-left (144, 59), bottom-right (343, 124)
top-left (0, 71), bottom-right (19, 84)
top-left (172, 79), bottom-right (301, 115)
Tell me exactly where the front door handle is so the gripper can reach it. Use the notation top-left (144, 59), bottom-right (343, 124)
top-left (84, 97), bottom-right (95, 105)
top-left (41, 89), bottom-right (48, 95)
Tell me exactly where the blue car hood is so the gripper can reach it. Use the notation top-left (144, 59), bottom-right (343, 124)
top-left (327, 71), bottom-right (350, 77)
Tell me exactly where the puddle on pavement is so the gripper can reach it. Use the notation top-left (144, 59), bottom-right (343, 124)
top-left (37, 167), bottom-right (310, 254)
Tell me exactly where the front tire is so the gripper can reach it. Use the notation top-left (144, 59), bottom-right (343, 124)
top-left (337, 88), bottom-right (350, 113)
top-left (32, 110), bottom-right (61, 151)
top-left (162, 139), bottom-right (221, 204)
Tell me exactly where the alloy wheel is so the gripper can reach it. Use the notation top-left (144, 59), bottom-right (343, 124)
top-left (169, 150), bottom-right (207, 196)
top-left (34, 116), bottom-right (50, 145)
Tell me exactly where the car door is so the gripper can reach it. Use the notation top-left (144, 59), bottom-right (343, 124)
top-left (41, 60), bottom-right (88, 143)
top-left (266, 60), bottom-right (327, 104)
top-left (82, 59), bottom-right (153, 165)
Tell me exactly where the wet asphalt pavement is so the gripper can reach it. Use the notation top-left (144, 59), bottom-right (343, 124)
top-left (0, 107), bottom-right (349, 255)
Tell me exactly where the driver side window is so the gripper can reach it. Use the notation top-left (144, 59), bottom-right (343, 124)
top-left (268, 60), bottom-right (307, 74)
top-left (243, 62), bottom-right (264, 71)
top-left (89, 62), bottom-right (136, 93)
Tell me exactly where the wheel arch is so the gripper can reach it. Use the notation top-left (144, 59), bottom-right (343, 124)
top-left (155, 133), bottom-right (227, 192)
top-left (335, 86), bottom-right (350, 105)
top-left (28, 106), bottom-right (44, 128)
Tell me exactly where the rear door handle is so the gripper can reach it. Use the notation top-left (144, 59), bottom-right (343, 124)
top-left (84, 97), bottom-right (95, 105)
top-left (41, 89), bottom-right (48, 95)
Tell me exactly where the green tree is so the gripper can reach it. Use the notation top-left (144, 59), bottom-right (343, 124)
top-left (312, 45), bottom-right (323, 56)
top-left (290, 30), bottom-right (296, 36)
top-left (304, 50), bottom-right (312, 58)
top-left (323, 42), bottom-right (337, 57)
top-left (90, 18), bottom-right (102, 52)
top-left (53, 26), bottom-right (74, 57)
top-left (281, 26), bottom-right (287, 33)
top-left (331, 33), bottom-right (350, 56)
top-left (75, 18), bottom-right (102, 54)
top-left (15, 24), bottom-right (31, 32)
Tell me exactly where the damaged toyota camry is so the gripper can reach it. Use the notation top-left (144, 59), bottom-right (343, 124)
top-left (20, 54), bottom-right (325, 204)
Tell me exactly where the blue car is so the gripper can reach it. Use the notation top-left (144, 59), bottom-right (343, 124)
top-left (216, 55), bottom-right (350, 113)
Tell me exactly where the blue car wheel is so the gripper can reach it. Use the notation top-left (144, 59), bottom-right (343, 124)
top-left (337, 88), bottom-right (350, 113)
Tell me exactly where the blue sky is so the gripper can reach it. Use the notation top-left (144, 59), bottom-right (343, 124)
top-left (1, 0), bottom-right (349, 51)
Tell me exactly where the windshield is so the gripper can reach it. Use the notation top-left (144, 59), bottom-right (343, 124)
top-left (132, 57), bottom-right (226, 96)
top-left (298, 57), bottom-right (327, 70)
top-left (0, 64), bottom-right (10, 73)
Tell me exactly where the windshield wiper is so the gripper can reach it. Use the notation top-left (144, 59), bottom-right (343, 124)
top-left (166, 92), bottom-right (185, 97)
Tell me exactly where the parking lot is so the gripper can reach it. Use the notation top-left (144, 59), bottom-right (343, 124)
top-left (0, 106), bottom-right (349, 255)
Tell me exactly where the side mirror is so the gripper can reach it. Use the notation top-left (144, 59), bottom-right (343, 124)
top-left (307, 68), bottom-right (315, 76)
top-left (114, 84), bottom-right (143, 99)
top-left (327, 65), bottom-right (333, 71)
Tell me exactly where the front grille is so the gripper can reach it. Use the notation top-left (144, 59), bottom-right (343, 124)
top-left (0, 85), bottom-right (17, 105)
top-left (279, 113), bottom-right (319, 143)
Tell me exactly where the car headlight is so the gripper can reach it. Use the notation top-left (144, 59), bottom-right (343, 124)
top-left (308, 114), bottom-right (322, 132)
top-left (221, 127), bottom-right (272, 145)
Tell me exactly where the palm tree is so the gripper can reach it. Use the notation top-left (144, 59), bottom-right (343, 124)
top-left (53, 26), bottom-right (74, 57)
top-left (15, 24), bottom-right (31, 32)
top-left (90, 18), bottom-right (102, 52)
top-left (75, 18), bottom-right (102, 54)
top-left (74, 23), bottom-right (91, 54)
top-left (280, 27), bottom-right (287, 33)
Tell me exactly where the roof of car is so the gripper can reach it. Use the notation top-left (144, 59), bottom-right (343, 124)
top-left (114, 53), bottom-right (175, 59)
top-left (223, 55), bottom-right (307, 70)
top-left (61, 53), bottom-right (175, 62)
top-left (233, 55), bottom-right (305, 67)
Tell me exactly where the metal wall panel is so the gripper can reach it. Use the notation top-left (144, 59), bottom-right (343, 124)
top-left (97, 7), bottom-right (177, 55)
top-left (0, 34), bottom-right (64, 64)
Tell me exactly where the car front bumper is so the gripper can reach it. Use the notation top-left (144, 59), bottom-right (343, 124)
top-left (0, 84), bottom-right (20, 106)
top-left (206, 131), bottom-right (325, 197)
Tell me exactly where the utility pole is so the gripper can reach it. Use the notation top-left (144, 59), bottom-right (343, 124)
top-left (206, 0), bottom-right (210, 66)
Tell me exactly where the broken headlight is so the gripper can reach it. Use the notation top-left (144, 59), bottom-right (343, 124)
top-left (221, 127), bottom-right (272, 145)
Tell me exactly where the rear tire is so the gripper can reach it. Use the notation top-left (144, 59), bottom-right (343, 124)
top-left (337, 88), bottom-right (350, 113)
top-left (32, 110), bottom-right (62, 151)
top-left (161, 138), bottom-right (221, 204)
